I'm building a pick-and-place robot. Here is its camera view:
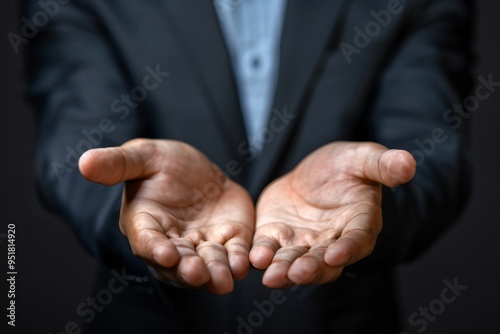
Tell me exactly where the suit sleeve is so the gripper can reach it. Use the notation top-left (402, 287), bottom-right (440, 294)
top-left (25, 0), bottom-right (147, 274)
top-left (356, 0), bottom-right (473, 270)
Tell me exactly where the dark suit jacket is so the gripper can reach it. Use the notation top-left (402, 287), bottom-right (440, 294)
top-left (26, 0), bottom-right (472, 333)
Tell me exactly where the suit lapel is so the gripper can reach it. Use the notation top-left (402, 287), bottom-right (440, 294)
top-left (247, 0), bottom-right (351, 196)
top-left (160, 1), bottom-right (350, 194)
top-left (161, 1), bottom-right (248, 161)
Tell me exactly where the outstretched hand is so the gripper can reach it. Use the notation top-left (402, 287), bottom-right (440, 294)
top-left (249, 142), bottom-right (416, 288)
top-left (79, 139), bottom-right (254, 294)
top-left (80, 139), bottom-right (415, 292)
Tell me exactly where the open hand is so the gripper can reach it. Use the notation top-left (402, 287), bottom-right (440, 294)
top-left (249, 142), bottom-right (416, 288)
top-left (79, 139), bottom-right (254, 294)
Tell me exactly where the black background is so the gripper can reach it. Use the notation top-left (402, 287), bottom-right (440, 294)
top-left (1, 1), bottom-right (499, 333)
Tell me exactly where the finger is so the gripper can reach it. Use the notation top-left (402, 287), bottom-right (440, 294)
top-left (360, 144), bottom-right (416, 188)
top-left (79, 138), bottom-right (156, 185)
top-left (261, 246), bottom-right (308, 288)
top-left (324, 213), bottom-right (381, 267)
top-left (156, 238), bottom-right (210, 287)
top-left (225, 238), bottom-right (251, 280)
top-left (249, 236), bottom-right (281, 270)
top-left (196, 241), bottom-right (234, 294)
top-left (123, 211), bottom-right (180, 268)
top-left (288, 242), bottom-right (342, 285)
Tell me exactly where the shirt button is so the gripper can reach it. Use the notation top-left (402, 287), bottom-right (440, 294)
top-left (251, 56), bottom-right (261, 69)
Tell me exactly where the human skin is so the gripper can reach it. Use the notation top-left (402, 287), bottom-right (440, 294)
top-left (79, 139), bottom-right (416, 293)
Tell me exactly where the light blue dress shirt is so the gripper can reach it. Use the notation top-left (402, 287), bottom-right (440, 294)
top-left (214, 0), bottom-right (287, 152)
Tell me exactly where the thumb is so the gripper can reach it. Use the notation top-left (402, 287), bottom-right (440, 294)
top-left (360, 144), bottom-right (416, 188)
top-left (78, 138), bottom-right (155, 185)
